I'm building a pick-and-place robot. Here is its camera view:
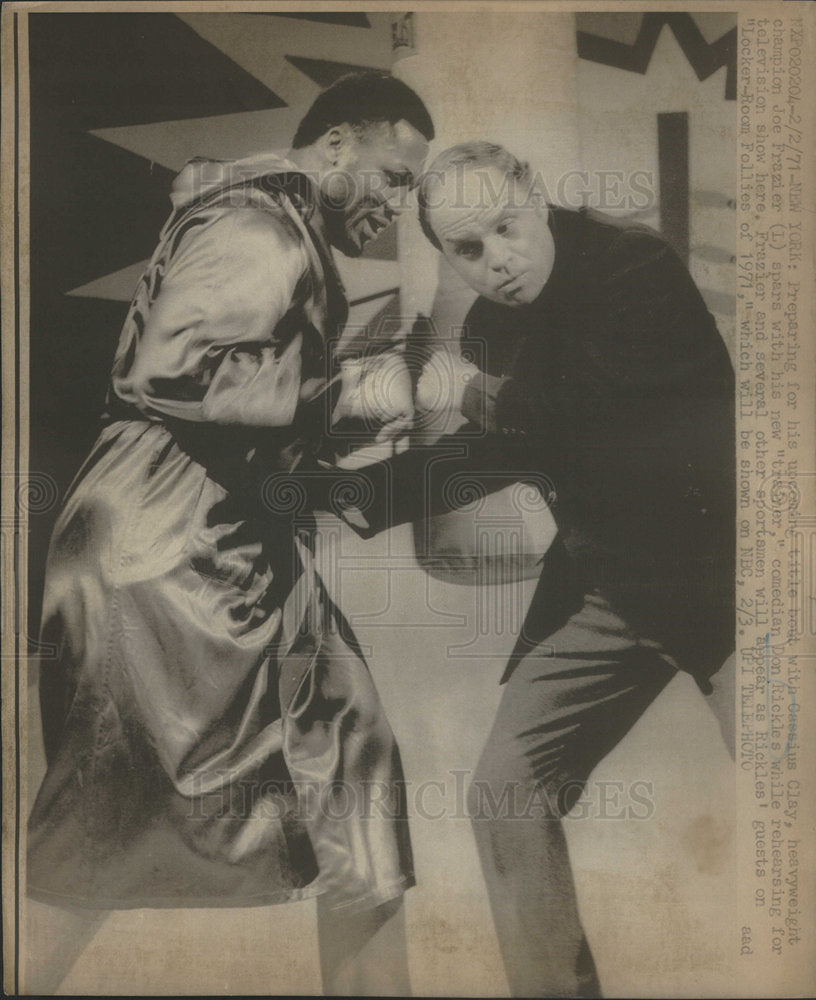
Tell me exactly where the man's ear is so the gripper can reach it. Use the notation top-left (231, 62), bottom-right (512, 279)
top-left (321, 124), bottom-right (353, 166)
top-left (530, 185), bottom-right (549, 219)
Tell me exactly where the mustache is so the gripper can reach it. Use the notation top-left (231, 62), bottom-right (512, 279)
top-left (348, 199), bottom-right (399, 232)
top-left (322, 198), bottom-right (401, 256)
top-left (497, 273), bottom-right (521, 290)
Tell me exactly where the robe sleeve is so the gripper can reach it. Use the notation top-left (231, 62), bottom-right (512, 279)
top-left (122, 207), bottom-right (312, 427)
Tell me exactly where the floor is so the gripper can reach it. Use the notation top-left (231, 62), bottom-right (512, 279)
top-left (23, 522), bottom-right (736, 996)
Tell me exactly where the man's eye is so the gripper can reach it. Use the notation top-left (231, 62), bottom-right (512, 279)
top-left (497, 219), bottom-right (515, 236)
top-left (456, 242), bottom-right (481, 260)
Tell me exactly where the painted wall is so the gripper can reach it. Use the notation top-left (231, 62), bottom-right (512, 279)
top-left (575, 12), bottom-right (737, 352)
top-left (394, 11), bottom-right (580, 338)
top-left (396, 11), bottom-right (737, 354)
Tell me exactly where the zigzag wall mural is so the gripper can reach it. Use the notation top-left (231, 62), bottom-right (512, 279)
top-left (575, 11), bottom-right (737, 344)
top-left (576, 12), bottom-right (737, 98)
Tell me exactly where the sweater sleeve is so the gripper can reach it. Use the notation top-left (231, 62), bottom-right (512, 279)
top-left (117, 207), bottom-right (312, 427)
top-left (592, 230), bottom-right (731, 394)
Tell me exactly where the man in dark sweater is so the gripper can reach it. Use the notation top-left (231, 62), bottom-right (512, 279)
top-left (407, 141), bottom-right (736, 997)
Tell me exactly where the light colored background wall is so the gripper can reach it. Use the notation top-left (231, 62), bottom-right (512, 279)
top-left (575, 11), bottom-right (737, 351)
top-left (396, 10), bottom-right (737, 355)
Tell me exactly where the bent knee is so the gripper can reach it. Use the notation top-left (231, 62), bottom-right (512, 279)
top-left (468, 755), bottom-right (557, 823)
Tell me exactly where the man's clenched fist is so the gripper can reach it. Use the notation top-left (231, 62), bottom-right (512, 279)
top-left (333, 352), bottom-right (414, 444)
top-left (415, 349), bottom-right (479, 430)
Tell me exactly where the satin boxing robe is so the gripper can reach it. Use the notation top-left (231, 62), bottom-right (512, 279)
top-left (27, 154), bottom-right (414, 911)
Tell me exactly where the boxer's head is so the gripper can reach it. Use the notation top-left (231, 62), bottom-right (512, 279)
top-left (418, 141), bottom-right (554, 306)
top-left (292, 72), bottom-right (433, 256)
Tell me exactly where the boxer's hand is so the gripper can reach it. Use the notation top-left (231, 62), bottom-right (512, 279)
top-left (333, 353), bottom-right (414, 442)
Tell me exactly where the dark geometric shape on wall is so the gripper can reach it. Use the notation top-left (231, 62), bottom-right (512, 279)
top-left (28, 13), bottom-right (286, 131)
top-left (268, 12), bottom-right (372, 28)
top-left (577, 13), bottom-right (737, 100)
top-left (29, 129), bottom-right (174, 295)
top-left (285, 55), bottom-right (378, 90)
top-left (657, 112), bottom-right (690, 263)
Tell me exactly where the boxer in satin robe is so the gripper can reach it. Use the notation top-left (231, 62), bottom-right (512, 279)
top-left (27, 71), bottom-right (432, 995)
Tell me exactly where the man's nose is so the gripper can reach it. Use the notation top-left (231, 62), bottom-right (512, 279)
top-left (484, 237), bottom-right (510, 272)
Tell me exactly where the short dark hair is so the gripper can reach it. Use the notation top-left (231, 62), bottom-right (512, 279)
top-left (291, 70), bottom-right (434, 149)
top-left (417, 141), bottom-right (532, 250)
